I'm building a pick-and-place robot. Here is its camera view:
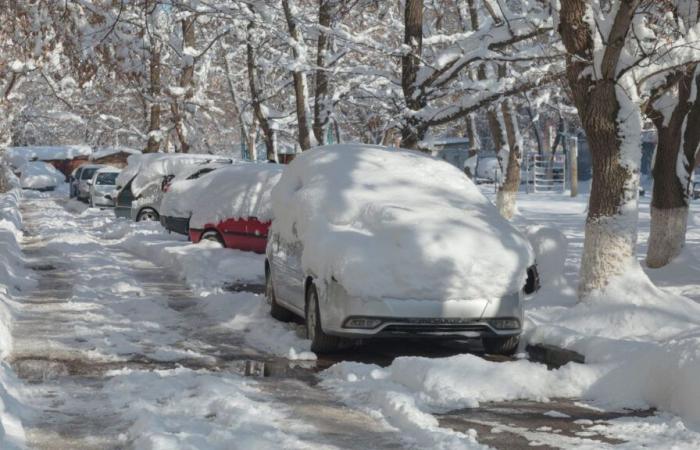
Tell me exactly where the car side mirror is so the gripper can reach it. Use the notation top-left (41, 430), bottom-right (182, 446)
top-left (104, 194), bottom-right (112, 201)
top-left (87, 180), bottom-right (93, 185)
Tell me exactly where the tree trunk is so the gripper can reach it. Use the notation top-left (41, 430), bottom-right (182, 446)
top-left (313, 0), bottom-right (335, 145)
top-left (560, 0), bottom-right (642, 299)
top-left (282, 0), bottom-right (313, 151)
top-left (145, 1), bottom-right (161, 153)
top-left (647, 69), bottom-right (700, 268)
top-left (172, 16), bottom-right (196, 153)
top-left (497, 98), bottom-right (522, 219)
top-left (400, 0), bottom-right (426, 149)
top-left (246, 21), bottom-right (277, 161)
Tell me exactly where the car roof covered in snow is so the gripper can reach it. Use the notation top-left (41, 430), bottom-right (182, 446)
top-left (162, 162), bottom-right (283, 228)
top-left (116, 153), bottom-right (234, 196)
top-left (271, 144), bottom-right (534, 301)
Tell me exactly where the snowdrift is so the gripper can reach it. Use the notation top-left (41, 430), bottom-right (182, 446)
top-left (19, 161), bottom-right (65, 190)
top-left (271, 144), bottom-right (534, 300)
top-left (0, 168), bottom-right (35, 449)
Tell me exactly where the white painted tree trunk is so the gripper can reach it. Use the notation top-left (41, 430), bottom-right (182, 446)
top-left (646, 207), bottom-right (689, 268)
top-left (496, 191), bottom-right (516, 220)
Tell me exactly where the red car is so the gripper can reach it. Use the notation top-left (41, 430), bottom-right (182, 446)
top-left (189, 217), bottom-right (270, 254)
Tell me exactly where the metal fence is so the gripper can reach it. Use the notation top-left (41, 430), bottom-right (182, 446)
top-left (524, 153), bottom-right (567, 194)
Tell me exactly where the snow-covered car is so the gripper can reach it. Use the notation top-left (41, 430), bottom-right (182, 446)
top-left (113, 153), bottom-right (233, 222)
top-left (158, 163), bottom-right (233, 235)
top-left (71, 164), bottom-right (107, 201)
top-left (185, 164), bottom-right (283, 253)
top-left (266, 144), bottom-right (539, 354)
top-left (19, 161), bottom-right (65, 191)
top-left (88, 168), bottom-right (121, 207)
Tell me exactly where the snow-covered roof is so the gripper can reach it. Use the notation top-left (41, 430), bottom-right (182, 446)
top-left (271, 144), bottom-right (534, 301)
top-left (90, 146), bottom-right (141, 160)
top-left (6, 145), bottom-right (92, 168)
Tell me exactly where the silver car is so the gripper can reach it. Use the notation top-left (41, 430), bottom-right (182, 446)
top-left (88, 168), bottom-right (120, 207)
top-left (72, 164), bottom-right (107, 202)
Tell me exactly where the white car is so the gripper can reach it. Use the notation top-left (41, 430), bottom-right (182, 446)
top-left (266, 144), bottom-right (539, 354)
top-left (71, 164), bottom-right (107, 201)
top-left (88, 168), bottom-right (121, 207)
top-left (19, 161), bottom-right (65, 191)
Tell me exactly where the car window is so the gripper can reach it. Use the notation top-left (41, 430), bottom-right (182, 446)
top-left (81, 168), bottom-right (99, 180)
top-left (186, 168), bottom-right (216, 180)
top-left (96, 173), bottom-right (118, 185)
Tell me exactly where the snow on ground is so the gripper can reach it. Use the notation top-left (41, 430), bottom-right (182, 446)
top-left (319, 188), bottom-right (700, 448)
top-left (0, 171), bottom-right (35, 449)
top-left (11, 192), bottom-right (331, 449)
top-left (69, 201), bottom-right (312, 357)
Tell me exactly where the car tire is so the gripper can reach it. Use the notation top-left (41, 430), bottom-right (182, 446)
top-left (137, 208), bottom-right (159, 222)
top-left (266, 268), bottom-right (295, 322)
top-left (201, 230), bottom-right (224, 246)
top-left (482, 335), bottom-right (520, 356)
top-left (305, 282), bottom-right (340, 353)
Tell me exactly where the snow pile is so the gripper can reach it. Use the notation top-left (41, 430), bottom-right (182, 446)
top-left (271, 144), bottom-right (533, 300)
top-left (18, 161), bottom-right (65, 190)
top-left (186, 164), bottom-right (283, 229)
top-left (103, 368), bottom-right (316, 449)
top-left (322, 355), bottom-right (599, 448)
top-left (126, 153), bottom-right (233, 197)
top-left (6, 145), bottom-right (91, 169)
top-left (0, 181), bottom-right (35, 449)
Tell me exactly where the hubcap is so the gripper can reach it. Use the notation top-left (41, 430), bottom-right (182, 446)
top-left (307, 289), bottom-right (317, 341)
top-left (140, 211), bottom-right (156, 221)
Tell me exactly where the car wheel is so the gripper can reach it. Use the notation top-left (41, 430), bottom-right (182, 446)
top-left (305, 282), bottom-right (340, 353)
top-left (482, 335), bottom-right (520, 356)
top-left (137, 208), bottom-right (159, 222)
top-left (201, 230), bottom-right (224, 246)
top-left (266, 268), bottom-right (295, 322)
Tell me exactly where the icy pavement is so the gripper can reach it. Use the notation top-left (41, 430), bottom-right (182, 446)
top-left (8, 192), bottom-right (700, 449)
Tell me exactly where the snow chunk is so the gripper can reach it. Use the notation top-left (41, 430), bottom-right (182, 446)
top-left (271, 144), bottom-right (534, 301)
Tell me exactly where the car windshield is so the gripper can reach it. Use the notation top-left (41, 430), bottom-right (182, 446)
top-left (81, 168), bottom-right (99, 180)
top-left (96, 172), bottom-right (118, 185)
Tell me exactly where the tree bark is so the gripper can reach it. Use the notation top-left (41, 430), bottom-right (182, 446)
top-left (144, 0), bottom-right (161, 153)
top-left (497, 98), bottom-right (522, 219)
top-left (313, 0), bottom-right (335, 145)
top-left (400, 0), bottom-right (426, 149)
top-left (647, 69), bottom-right (700, 268)
top-left (560, 0), bottom-right (642, 299)
top-left (282, 0), bottom-right (313, 151)
top-left (172, 16), bottom-right (196, 153)
top-left (246, 21), bottom-right (276, 161)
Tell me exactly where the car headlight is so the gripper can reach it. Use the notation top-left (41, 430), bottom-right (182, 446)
top-left (343, 317), bottom-right (382, 329)
top-left (489, 318), bottom-right (521, 330)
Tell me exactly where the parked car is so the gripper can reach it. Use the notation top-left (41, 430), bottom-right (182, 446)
top-left (693, 181), bottom-right (700, 200)
top-left (159, 163), bottom-right (231, 235)
top-left (19, 161), bottom-right (64, 191)
top-left (88, 168), bottom-right (121, 207)
top-left (185, 164), bottom-right (283, 252)
top-left (70, 164), bottom-right (107, 201)
top-left (112, 153), bottom-right (232, 222)
top-left (265, 144), bottom-right (539, 354)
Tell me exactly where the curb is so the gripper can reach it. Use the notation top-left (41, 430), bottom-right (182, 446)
top-left (526, 344), bottom-right (585, 369)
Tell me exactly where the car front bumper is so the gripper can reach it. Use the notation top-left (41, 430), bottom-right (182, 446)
top-left (161, 216), bottom-right (190, 235)
top-left (114, 206), bottom-right (132, 219)
top-left (320, 281), bottom-right (523, 339)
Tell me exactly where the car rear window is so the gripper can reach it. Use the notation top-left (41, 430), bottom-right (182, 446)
top-left (96, 172), bottom-right (118, 185)
top-left (81, 168), bottom-right (99, 180)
